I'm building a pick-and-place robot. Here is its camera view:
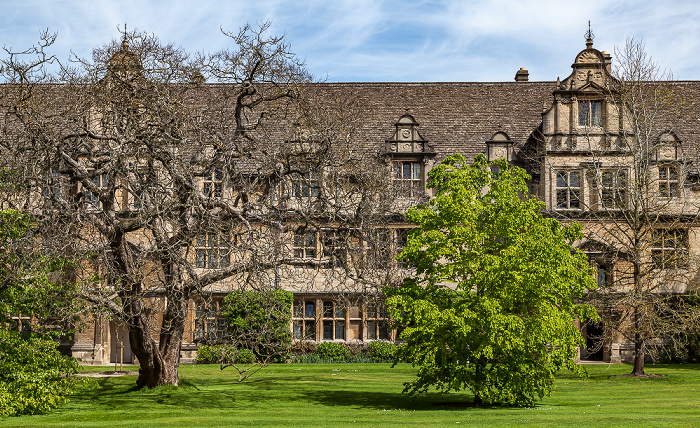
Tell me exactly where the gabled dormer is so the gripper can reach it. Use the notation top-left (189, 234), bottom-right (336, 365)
top-left (541, 32), bottom-right (625, 153)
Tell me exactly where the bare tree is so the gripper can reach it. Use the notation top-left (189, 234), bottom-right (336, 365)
top-left (0, 24), bottom-right (409, 387)
top-left (556, 38), bottom-right (700, 375)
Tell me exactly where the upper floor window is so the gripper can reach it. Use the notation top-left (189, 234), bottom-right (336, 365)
top-left (195, 233), bottom-right (230, 269)
top-left (601, 169), bottom-right (627, 209)
top-left (322, 230), bottom-right (346, 268)
top-left (294, 230), bottom-right (317, 259)
top-left (86, 173), bottom-right (109, 209)
top-left (556, 171), bottom-right (580, 210)
top-left (658, 165), bottom-right (679, 197)
top-left (203, 168), bottom-right (223, 198)
top-left (393, 161), bottom-right (423, 198)
top-left (291, 163), bottom-right (319, 198)
top-left (651, 229), bottom-right (688, 269)
top-left (579, 100), bottom-right (602, 127)
top-left (42, 170), bottom-right (61, 201)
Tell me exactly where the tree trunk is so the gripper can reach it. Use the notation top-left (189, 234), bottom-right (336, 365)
top-left (631, 307), bottom-right (645, 376)
top-left (128, 294), bottom-right (187, 388)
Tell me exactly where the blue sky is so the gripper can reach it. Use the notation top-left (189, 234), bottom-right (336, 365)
top-left (2, 0), bottom-right (699, 82)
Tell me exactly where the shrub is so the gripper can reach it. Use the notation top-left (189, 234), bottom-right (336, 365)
top-left (366, 341), bottom-right (397, 362)
top-left (0, 331), bottom-right (84, 417)
top-left (236, 348), bottom-right (256, 364)
top-left (196, 344), bottom-right (238, 364)
top-left (312, 342), bottom-right (351, 361)
top-left (222, 290), bottom-right (293, 361)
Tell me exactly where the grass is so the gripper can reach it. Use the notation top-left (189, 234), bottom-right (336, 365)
top-left (4, 363), bottom-right (700, 427)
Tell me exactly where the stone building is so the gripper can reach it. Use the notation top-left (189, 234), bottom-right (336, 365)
top-left (9, 34), bottom-right (700, 366)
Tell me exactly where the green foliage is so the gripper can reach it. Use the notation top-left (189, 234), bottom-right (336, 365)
top-left (311, 342), bottom-right (351, 361)
top-left (221, 289), bottom-right (293, 362)
top-left (0, 330), bottom-right (84, 416)
top-left (0, 209), bottom-right (83, 417)
top-left (196, 345), bottom-right (257, 365)
top-left (387, 154), bottom-right (599, 406)
top-left (367, 341), bottom-right (397, 362)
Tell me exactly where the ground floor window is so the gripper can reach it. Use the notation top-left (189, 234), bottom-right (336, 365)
top-left (194, 299), bottom-right (227, 341)
top-left (292, 300), bottom-right (317, 340)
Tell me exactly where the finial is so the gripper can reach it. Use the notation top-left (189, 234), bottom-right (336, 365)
top-left (121, 23), bottom-right (129, 50)
top-left (585, 21), bottom-right (594, 49)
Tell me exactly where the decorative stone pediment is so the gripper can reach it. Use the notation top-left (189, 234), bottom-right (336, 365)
top-left (385, 114), bottom-right (433, 154)
top-left (486, 131), bottom-right (514, 162)
top-left (654, 131), bottom-right (682, 162)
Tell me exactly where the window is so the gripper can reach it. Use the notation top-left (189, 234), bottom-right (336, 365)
top-left (291, 163), bottom-right (319, 198)
top-left (133, 170), bottom-right (157, 209)
top-left (365, 229), bottom-right (392, 269)
top-left (86, 173), bottom-right (109, 209)
top-left (393, 161), bottom-right (423, 198)
top-left (294, 231), bottom-right (316, 259)
top-left (601, 169), bottom-right (627, 209)
top-left (203, 168), bottom-right (223, 198)
top-left (556, 171), bottom-right (581, 209)
top-left (597, 264), bottom-right (612, 287)
top-left (365, 304), bottom-right (390, 341)
top-left (194, 300), bottom-right (227, 341)
top-left (396, 228), bottom-right (412, 268)
top-left (292, 300), bottom-right (317, 340)
top-left (41, 170), bottom-right (61, 201)
top-left (659, 165), bottom-right (679, 197)
top-left (322, 230), bottom-right (346, 268)
top-left (195, 233), bottom-right (230, 269)
top-left (651, 229), bottom-right (688, 269)
top-left (322, 300), bottom-right (346, 340)
top-left (579, 100), bottom-right (602, 127)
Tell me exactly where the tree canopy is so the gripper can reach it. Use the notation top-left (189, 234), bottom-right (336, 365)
top-left (387, 154), bottom-right (598, 406)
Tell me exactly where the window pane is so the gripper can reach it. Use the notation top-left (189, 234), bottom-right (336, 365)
top-left (412, 163), bottom-right (421, 180)
top-left (196, 250), bottom-right (206, 268)
top-left (323, 321), bottom-right (333, 340)
top-left (591, 101), bottom-right (602, 126)
top-left (578, 101), bottom-right (589, 126)
top-left (293, 321), bottom-right (303, 339)
top-left (659, 167), bottom-right (667, 180)
top-left (569, 190), bottom-right (580, 208)
top-left (367, 321), bottom-right (377, 340)
top-left (335, 305), bottom-right (346, 318)
top-left (556, 190), bottom-right (568, 208)
top-left (403, 163), bottom-right (411, 179)
top-left (569, 172), bottom-right (580, 188)
top-left (556, 172), bottom-right (567, 188)
top-left (323, 301), bottom-right (333, 317)
top-left (293, 301), bottom-right (303, 317)
top-left (335, 321), bottom-right (345, 340)
top-left (305, 301), bottom-right (315, 318)
top-left (304, 320), bottom-right (316, 340)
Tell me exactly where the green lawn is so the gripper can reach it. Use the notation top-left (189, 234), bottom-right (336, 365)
top-left (4, 363), bottom-right (700, 427)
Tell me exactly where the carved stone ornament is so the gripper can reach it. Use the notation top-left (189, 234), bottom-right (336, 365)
top-left (577, 50), bottom-right (600, 63)
top-left (401, 129), bottom-right (411, 139)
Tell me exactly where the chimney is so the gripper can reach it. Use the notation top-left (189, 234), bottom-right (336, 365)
top-left (515, 68), bottom-right (529, 82)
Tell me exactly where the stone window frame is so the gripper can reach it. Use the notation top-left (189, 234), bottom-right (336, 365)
top-left (600, 168), bottom-right (628, 210)
top-left (292, 299), bottom-right (317, 341)
top-left (321, 300), bottom-right (347, 341)
top-left (392, 160), bottom-right (424, 198)
top-left (290, 161), bottom-right (320, 199)
top-left (202, 167), bottom-right (223, 198)
top-left (651, 228), bottom-right (688, 270)
top-left (194, 298), bottom-right (228, 342)
top-left (195, 233), bottom-right (230, 269)
top-left (658, 164), bottom-right (680, 198)
top-left (578, 99), bottom-right (603, 128)
top-left (555, 169), bottom-right (582, 210)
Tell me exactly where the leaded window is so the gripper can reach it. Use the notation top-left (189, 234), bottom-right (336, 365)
top-left (651, 229), bottom-right (688, 269)
top-left (579, 100), bottom-right (602, 127)
top-left (195, 233), bottom-right (230, 269)
top-left (659, 165), bottom-right (679, 197)
top-left (322, 300), bottom-right (346, 341)
top-left (601, 169), bottom-right (627, 209)
top-left (292, 300), bottom-right (317, 340)
top-left (86, 173), bottom-right (109, 209)
top-left (203, 168), bottom-right (223, 198)
top-left (291, 163), bottom-right (319, 198)
top-left (556, 171), bottom-right (581, 209)
top-left (294, 231), bottom-right (316, 259)
top-left (393, 161), bottom-right (423, 198)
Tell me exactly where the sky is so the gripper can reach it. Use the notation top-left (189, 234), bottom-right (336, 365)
top-left (1, 0), bottom-right (699, 82)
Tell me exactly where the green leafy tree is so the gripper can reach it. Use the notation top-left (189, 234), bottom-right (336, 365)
top-left (0, 209), bottom-right (84, 417)
top-left (387, 154), bottom-right (598, 407)
top-left (219, 289), bottom-right (293, 381)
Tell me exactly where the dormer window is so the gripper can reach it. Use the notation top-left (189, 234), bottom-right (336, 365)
top-left (579, 100), bottom-right (602, 127)
top-left (393, 161), bottom-right (423, 198)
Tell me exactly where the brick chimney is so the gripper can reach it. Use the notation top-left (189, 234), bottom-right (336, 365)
top-left (515, 68), bottom-right (529, 82)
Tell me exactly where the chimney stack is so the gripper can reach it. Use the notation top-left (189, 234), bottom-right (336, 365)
top-left (515, 68), bottom-right (529, 82)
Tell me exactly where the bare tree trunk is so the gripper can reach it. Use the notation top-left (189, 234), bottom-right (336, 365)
top-left (129, 295), bottom-right (186, 388)
top-left (632, 309), bottom-right (645, 375)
